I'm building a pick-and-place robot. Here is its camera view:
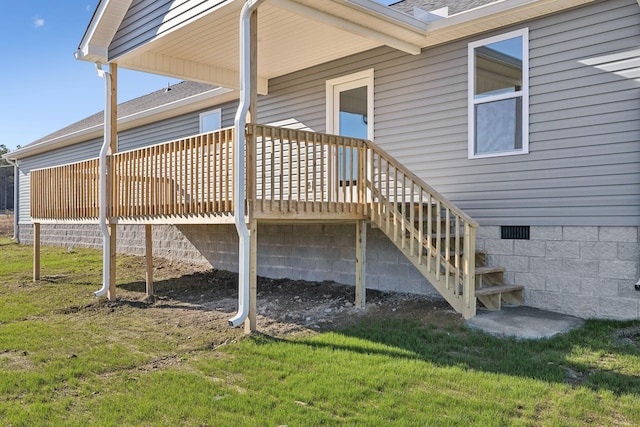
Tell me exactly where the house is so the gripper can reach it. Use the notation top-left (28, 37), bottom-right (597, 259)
top-left (4, 0), bottom-right (639, 329)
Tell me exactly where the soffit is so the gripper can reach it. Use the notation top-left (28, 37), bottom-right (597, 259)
top-left (94, 0), bottom-right (601, 90)
top-left (112, 0), bottom-right (426, 91)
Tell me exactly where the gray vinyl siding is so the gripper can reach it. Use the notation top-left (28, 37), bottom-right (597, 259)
top-left (109, 0), bottom-right (230, 60)
top-left (259, 0), bottom-right (640, 227)
top-left (19, 0), bottom-right (640, 228)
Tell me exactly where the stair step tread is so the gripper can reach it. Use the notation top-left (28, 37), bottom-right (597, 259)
top-left (475, 266), bottom-right (505, 275)
top-left (475, 284), bottom-right (524, 296)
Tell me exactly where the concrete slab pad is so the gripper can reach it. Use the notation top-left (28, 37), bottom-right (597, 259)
top-left (466, 306), bottom-right (585, 340)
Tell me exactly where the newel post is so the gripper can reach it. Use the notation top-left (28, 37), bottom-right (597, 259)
top-left (463, 223), bottom-right (477, 319)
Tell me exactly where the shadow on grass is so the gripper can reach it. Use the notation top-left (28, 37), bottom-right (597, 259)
top-left (119, 270), bottom-right (640, 396)
top-left (278, 317), bottom-right (640, 396)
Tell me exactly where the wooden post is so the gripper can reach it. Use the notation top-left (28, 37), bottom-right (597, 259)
top-left (145, 224), bottom-right (154, 297)
top-left (109, 63), bottom-right (118, 154)
top-left (355, 219), bottom-right (367, 309)
top-left (244, 219), bottom-right (258, 333)
top-left (463, 223), bottom-right (477, 319)
top-left (108, 224), bottom-right (117, 301)
top-left (248, 9), bottom-right (258, 123)
top-left (33, 222), bottom-right (40, 281)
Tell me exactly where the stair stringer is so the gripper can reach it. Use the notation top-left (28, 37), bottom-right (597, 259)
top-left (368, 193), bottom-right (477, 319)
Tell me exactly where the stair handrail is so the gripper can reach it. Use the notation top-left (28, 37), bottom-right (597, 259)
top-left (361, 139), bottom-right (478, 228)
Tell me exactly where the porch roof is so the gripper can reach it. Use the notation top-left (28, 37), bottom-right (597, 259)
top-left (75, 0), bottom-right (599, 93)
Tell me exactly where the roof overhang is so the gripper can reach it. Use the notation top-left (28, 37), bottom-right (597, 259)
top-left (74, 0), bottom-right (601, 92)
top-left (6, 87), bottom-right (236, 161)
top-left (76, 0), bottom-right (134, 63)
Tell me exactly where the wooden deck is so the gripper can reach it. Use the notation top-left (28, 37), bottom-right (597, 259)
top-left (30, 123), bottom-right (482, 319)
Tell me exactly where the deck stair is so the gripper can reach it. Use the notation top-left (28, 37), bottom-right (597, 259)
top-left (405, 203), bottom-right (523, 312)
top-left (423, 205), bottom-right (524, 311)
top-left (365, 139), bottom-right (524, 316)
top-left (473, 257), bottom-right (524, 311)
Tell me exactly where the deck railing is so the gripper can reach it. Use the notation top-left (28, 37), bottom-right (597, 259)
top-left (31, 158), bottom-right (100, 220)
top-left (248, 124), bottom-right (368, 216)
top-left (110, 128), bottom-right (234, 218)
top-left (29, 123), bottom-right (477, 317)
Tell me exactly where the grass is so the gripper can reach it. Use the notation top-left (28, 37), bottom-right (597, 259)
top-left (0, 237), bottom-right (639, 426)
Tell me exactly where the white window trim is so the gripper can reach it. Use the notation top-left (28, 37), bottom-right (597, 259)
top-left (468, 28), bottom-right (529, 159)
top-left (199, 108), bottom-right (222, 133)
top-left (325, 68), bottom-right (374, 140)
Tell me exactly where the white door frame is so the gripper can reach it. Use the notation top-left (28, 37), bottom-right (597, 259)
top-left (325, 69), bottom-right (374, 200)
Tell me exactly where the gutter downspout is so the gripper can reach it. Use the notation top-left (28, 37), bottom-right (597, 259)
top-left (94, 63), bottom-right (112, 298)
top-left (4, 158), bottom-right (19, 242)
top-left (228, 0), bottom-right (265, 327)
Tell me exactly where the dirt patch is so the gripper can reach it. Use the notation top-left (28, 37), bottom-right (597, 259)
top-left (0, 214), bottom-right (12, 237)
top-left (104, 256), bottom-right (461, 342)
top-left (615, 325), bottom-right (640, 350)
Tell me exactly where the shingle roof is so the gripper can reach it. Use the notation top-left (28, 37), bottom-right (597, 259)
top-left (388, 0), bottom-right (498, 15)
top-left (28, 81), bottom-right (216, 146)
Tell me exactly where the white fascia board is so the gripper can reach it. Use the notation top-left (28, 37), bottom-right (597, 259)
top-left (8, 87), bottom-right (237, 161)
top-left (74, 44), bottom-right (109, 62)
top-left (76, 0), bottom-right (133, 63)
top-left (271, 0), bottom-right (422, 54)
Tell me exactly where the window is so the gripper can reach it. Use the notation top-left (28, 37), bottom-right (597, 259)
top-left (468, 28), bottom-right (529, 158)
top-left (199, 109), bottom-right (222, 133)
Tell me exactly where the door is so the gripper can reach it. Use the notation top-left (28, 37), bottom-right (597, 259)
top-left (326, 69), bottom-right (374, 200)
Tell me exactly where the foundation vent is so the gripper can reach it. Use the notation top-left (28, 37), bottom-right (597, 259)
top-left (501, 226), bottom-right (530, 240)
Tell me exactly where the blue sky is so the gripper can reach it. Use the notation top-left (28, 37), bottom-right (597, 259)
top-left (0, 0), bottom-right (396, 151)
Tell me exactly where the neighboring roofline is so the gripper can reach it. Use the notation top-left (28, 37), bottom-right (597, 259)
top-left (6, 87), bottom-right (236, 161)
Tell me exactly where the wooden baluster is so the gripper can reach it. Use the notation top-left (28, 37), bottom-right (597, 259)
top-left (418, 191), bottom-right (424, 265)
top-left (445, 208), bottom-right (451, 291)
top-left (427, 193), bottom-right (433, 274)
top-left (259, 127), bottom-right (265, 212)
top-left (410, 180), bottom-right (415, 256)
top-left (385, 160), bottom-right (390, 235)
top-left (454, 215), bottom-right (461, 295)
top-left (435, 199), bottom-right (441, 282)
top-left (279, 130), bottom-right (284, 213)
top-left (401, 174), bottom-right (406, 249)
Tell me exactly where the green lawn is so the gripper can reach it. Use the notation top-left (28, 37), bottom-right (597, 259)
top-left (0, 237), bottom-right (639, 426)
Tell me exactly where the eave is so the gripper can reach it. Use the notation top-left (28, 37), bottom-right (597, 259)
top-left (6, 87), bottom-right (236, 161)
